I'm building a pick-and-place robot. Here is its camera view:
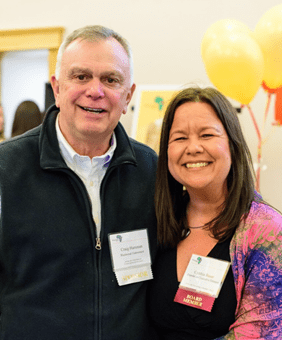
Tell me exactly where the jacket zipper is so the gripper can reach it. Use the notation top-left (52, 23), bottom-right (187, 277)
top-left (49, 167), bottom-right (102, 339)
top-left (95, 237), bottom-right (102, 250)
top-left (55, 161), bottom-right (134, 339)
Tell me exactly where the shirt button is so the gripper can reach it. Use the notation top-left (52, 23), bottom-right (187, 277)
top-left (90, 181), bottom-right (94, 186)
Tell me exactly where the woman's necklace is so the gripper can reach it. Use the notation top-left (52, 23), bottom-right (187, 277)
top-left (187, 224), bottom-right (207, 229)
top-left (182, 224), bottom-right (209, 238)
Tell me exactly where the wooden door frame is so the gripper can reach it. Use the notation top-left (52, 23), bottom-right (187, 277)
top-left (0, 26), bottom-right (65, 79)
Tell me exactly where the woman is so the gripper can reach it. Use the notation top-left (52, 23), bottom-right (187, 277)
top-left (11, 100), bottom-right (42, 137)
top-left (148, 87), bottom-right (282, 339)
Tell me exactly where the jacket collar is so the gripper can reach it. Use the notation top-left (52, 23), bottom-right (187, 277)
top-left (39, 105), bottom-right (137, 170)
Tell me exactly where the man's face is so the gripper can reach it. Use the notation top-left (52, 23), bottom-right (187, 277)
top-left (51, 37), bottom-right (135, 150)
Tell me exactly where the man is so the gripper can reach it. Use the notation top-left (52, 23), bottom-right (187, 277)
top-left (0, 26), bottom-right (158, 339)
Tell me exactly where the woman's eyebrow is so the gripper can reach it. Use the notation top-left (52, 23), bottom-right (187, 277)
top-left (169, 126), bottom-right (222, 136)
top-left (200, 125), bottom-right (221, 131)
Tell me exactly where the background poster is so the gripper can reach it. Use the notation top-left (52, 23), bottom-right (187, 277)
top-left (131, 85), bottom-right (181, 153)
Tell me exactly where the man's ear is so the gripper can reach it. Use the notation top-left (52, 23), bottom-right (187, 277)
top-left (127, 83), bottom-right (136, 104)
top-left (123, 83), bottom-right (136, 115)
top-left (50, 75), bottom-right (60, 108)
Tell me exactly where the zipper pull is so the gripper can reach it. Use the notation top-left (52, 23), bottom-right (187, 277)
top-left (95, 237), bottom-right (102, 250)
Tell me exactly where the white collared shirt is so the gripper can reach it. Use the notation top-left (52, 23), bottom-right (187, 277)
top-left (55, 116), bottom-right (116, 237)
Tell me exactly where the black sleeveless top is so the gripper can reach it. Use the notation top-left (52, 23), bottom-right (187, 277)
top-left (148, 237), bottom-right (237, 339)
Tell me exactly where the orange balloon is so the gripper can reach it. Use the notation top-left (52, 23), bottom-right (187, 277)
top-left (254, 4), bottom-right (282, 89)
top-left (203, 32), bottom-right (264, 104)
top-left (262, 81), bottom-right (279, 94)
top-left (201, 19), bottom-right (253, 61)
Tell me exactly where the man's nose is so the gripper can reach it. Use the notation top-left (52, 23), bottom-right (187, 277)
top-left (85, 78), bottom-right (105, 99)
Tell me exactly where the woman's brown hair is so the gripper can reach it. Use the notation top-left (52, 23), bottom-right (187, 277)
top-left (12, 100), bottom-right (42, 137)
top-left (155, 87), bottom-right (258, 248)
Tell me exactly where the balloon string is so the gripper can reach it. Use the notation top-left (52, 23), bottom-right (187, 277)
top-left (261, 93), bottom-right (274, 145)
top-left (262, 125), bottom-right (277, 145)
top-left (246, 105), bottom-right (261, 141)
top-left (246, 104), bottom-right (262, 192)
top-left (262, 93), bottom-right (272, 132)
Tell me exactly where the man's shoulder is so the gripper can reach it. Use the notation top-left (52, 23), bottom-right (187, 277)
top-left (114, 123), bottom-right (158, 166)
top-left (129, 137), bottom-right (158, 159)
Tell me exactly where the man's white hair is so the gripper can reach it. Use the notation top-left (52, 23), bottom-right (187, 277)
top-left (55, 25), bottom-right (134, 86)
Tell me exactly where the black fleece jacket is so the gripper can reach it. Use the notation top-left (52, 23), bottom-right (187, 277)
top-left (0, 106), bottom-right (159, 340)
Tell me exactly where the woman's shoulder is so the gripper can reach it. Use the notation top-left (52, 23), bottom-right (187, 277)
top-left (246, 200), bottom-right (282, 228)
top-left (232, 200), bottom-right (282, 259)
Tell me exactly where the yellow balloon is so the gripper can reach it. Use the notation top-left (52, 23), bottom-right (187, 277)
top-left (254, 4), bottom-right (282, 89)
top-left (203, 32), bottom-right (264, 104)
top-left (201, 19), bottom-right (253, 61)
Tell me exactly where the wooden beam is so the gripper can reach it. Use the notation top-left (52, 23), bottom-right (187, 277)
top-left (0, 27), bottom-right (65, 52)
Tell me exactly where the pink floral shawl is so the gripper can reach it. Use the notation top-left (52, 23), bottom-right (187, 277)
top-left (216, 201), bottom-right (282, 339)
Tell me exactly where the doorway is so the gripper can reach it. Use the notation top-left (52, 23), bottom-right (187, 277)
top-left (0, 26), bottom-right (64, 137)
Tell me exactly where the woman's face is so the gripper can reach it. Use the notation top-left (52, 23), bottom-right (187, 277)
top-left (167, 101), bottom-right (231, 195)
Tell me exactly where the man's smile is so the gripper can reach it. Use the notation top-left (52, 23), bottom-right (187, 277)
top-left (78, 105), bottom-right (106, 114)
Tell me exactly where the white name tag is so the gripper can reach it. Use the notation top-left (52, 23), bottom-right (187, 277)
top-left (108, 229), bottom-right (153, 286)
top-left (174, 254), bottom-right (230, 311)
top-left (181, 254), bottom-right (230, 297)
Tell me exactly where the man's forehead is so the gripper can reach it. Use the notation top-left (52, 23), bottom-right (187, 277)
top-left (62, 38), bottom-right (128, 66)
top-left (65, 37), bottom-right (126, 55)
top-left (59, 37), bottom-right (132, 84)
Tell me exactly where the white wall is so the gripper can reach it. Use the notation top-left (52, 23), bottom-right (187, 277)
top-left (1, 50), bottom-right (49, 137)
top-left (0, 0), bottom-right (282, 209)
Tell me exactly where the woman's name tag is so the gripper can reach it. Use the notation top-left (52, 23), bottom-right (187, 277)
top-left (174, 254), bottom-right (230, 312)
top-left (109, 229), bottom-right (153, 286)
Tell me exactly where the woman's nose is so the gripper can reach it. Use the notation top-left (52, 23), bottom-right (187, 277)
top-left (185, 138), bottom-right (204, 154)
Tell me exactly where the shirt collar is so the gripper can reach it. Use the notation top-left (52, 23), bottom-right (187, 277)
top-left (55, 115), bottom-right (116, 170)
